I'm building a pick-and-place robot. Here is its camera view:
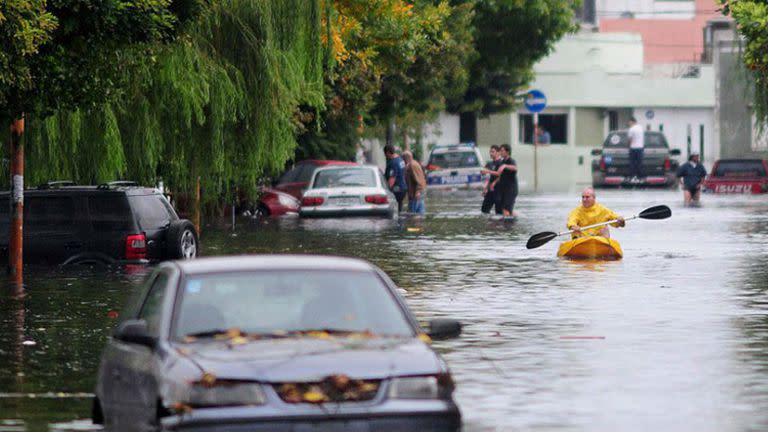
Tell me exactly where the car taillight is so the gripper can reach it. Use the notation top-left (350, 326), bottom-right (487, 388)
top-left (426, 164), bottom-right (441, 171)
top-left (301, 196), bottom-right (325, 206)
top-left (664, 158), bottom-right (671, 171)
top-left (599, 156), bottom-right (606, 171)
top-left (125, 234), bottom-right (147, 260)
top-left (365, 195), bottom-right (388, 204)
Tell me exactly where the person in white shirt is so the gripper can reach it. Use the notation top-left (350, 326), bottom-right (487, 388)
top-left (627, 117), bottom-right (644, 182)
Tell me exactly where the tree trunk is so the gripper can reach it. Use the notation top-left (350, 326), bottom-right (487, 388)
top-left (386, 117), bottom-right (396, 149)
top-left (192, 176), bottom-right (201, 237)
top-left (8, 116), bottom-right (24, 283)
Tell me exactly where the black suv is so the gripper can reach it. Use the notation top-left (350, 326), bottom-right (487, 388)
top-left (591, 130), bottom-right (681, 187)
top-left (0, 182), bottom-right (198, 266)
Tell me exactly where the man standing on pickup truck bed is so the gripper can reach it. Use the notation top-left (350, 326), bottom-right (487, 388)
top-left (628, 117), bottom-right (644, 182)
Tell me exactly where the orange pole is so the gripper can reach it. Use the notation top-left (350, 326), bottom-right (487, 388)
top-left (193, 176), bottom-right (201, 237)
top-left (8, 115), bottom-right (24, 283)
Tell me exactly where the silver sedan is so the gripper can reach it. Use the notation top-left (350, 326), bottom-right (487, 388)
top-left (299, 165), bottom-right (398, 218)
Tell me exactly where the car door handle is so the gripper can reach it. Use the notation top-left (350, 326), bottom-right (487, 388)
top-left (64, 242), bottom-right (83, 250)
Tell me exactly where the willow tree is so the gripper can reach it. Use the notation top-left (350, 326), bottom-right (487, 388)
top-left (0, 0), bottom-right (191, 277)
top-left (18, 0), bottom-right (324, 213)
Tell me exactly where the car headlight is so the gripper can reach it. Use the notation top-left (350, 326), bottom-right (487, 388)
top-left (388, 375), bottom-right (454, 400)
top-left (277, 193), bottom-right (297, 207)
top-left (171, 381), bottom-right (267, 408)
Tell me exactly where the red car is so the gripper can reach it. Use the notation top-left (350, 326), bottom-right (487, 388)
top-left (702, 159), bottom-right (768, 194)
top-left (256, 160), bottom-right (358, 217)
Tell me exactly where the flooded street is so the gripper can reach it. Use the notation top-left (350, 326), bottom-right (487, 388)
top-left (2, 189), bottom-right (768, 431)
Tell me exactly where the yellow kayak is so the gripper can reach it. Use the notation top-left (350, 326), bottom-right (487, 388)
top-left (557, 236), bottom-right (623, 260)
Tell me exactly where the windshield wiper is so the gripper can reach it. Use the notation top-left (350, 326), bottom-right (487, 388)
top-left (184, 329), bottom-right (233, 338)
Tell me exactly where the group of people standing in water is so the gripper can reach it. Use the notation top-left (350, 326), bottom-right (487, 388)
top-left (479, 144), bottom-right (519, 219)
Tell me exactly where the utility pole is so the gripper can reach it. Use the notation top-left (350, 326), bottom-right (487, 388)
top-left (8, 115), bottom-right (25, 283)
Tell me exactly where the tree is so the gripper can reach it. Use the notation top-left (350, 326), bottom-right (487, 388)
top-left (8, 0), bottom-right (325, 210)
top-left (297, 0), bottom-right (474, 159)
top-left (0, 0), bottom-right (196, 278)
top-left (720, 0), bottom-right (768, 125)
top-left (447, 0), bottom-right (578, 142)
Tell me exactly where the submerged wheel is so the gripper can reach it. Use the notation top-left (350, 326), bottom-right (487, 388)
top-left (166, 220), bottom-right (199, 260)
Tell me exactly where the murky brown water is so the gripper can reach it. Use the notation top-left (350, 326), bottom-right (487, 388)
top-left (1, 189), bottom-right (768, 431)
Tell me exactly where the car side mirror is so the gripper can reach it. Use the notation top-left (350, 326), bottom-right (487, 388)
top-left (115, 319), bottom-right (157, 349)
top-left (669, 149), bottom-right (681, 156)
top-left (427, 318), bottom-right (462, 340)
top-left (590, 149), bottom-right (602, 156)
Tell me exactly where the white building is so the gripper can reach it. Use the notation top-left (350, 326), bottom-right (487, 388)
top-left (476, 31), bottom-right (715, 192)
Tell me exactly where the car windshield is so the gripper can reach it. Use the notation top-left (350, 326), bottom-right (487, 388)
top-left (312, 168), bottom-right (376, 189)
top-left (428, 150), bottom-right (480, 168)
top-left (714, 160), bottom-right (767, 177)
top-left (603, 132), bottom-right (668, 149)
top-left (173, 270), bottom-right (414, 339)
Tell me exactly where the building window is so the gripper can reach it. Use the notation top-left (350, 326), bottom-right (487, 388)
top-left (608, 110), bottom-right (619, 131)
top-left (519, 114), bottom-right (568, 144)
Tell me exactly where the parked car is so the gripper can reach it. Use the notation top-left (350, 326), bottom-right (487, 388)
top-left (299, 165), bottom-right (397, 218)
top-left (702, 159), bottom-right (768, 194)
top-left (425, 143), bottom-right (486, 189)
top-left (253, 160), bottom-right (357, 217)
top-left (0, 181), bottom-right (198, 266)
top-left (274, 160), bottom-right (359, 199)
top-left (591, 130), bottom-right (681, 187)
top-left (93, 255), bottom-right (462, 431)
top-left (252, 188), bottom-right (300, 217)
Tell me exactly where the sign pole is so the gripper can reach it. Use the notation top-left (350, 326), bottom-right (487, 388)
top-left (524, 89), bottom-right (546, 194)
top-left (533, 112), bottom-right (539, 192)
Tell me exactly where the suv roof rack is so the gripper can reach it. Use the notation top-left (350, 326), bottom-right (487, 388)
top-left (97, 181), bottom-right (140, 190)
top-left (37, 180), bottom-right (76, 190)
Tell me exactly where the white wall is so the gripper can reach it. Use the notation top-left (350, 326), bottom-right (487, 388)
top-left (597, 0), bottom-right (695, 20)
top-left (631, 107), bottom-right (716, 165)
top-left (421, 112), bottom-right (460, 147)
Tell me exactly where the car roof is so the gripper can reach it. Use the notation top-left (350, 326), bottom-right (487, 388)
top-left (608, 130), bottom-right (664, 136)
top-left (173, 254), bottom-right (376, 275)
top-left (299, 160), bottom-right (358, 166)
top-left (313, 164), bottom-right (370, 173)
top-left (713, 158), bottom-right (767, 163)
top-left (430, 145), bottom-right (477, 154)
top-left (0, 185), bottom-right (160, 197)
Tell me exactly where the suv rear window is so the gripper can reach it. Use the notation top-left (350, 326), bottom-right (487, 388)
top-left (428, 150), bottom-right (480, 168)
top-left (89, 195), bottom-right (135, 231)
top-left (128, 195), bottom-right (174, 229)
top-left (604, 132), bottom-right (668, 149)
top-left (714, 160), bottom-right (767, 177)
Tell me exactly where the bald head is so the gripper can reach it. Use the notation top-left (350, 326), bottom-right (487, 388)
top-left (581, 187), bottom-right (596, 208)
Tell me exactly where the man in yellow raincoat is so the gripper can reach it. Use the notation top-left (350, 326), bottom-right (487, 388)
top-left (567, 187), bottom-right (625, 238)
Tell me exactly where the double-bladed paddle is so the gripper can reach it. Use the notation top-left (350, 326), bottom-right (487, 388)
top-left (525, 204), bottom-right (672, 250)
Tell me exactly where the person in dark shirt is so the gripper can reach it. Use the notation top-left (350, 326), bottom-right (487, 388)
top-left (480, 145), bottom-right (502, 214)
top-left (676, 152), bottom-right (707, 206)
top-left (494, 143), bottom-right (518, 218)
top-left (384, 144), bottom-right (408, 212)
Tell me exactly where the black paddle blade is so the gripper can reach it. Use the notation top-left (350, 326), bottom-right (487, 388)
top-left (638, 205), bottom-right (672, 220)
top-left (526, 231), bottom-right (558, 249)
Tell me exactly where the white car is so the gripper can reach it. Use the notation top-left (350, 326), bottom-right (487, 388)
top-left (299, 165), bottom-right (398, 218)
top-left (425, 144), bottom-right (487, 189)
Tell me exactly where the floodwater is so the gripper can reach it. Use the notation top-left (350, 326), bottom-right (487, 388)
top-left (1, 189), bottom-right (768, 431)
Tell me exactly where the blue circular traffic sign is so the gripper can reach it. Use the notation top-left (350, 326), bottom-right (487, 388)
top-left (524, 89), bottom-right (547, 113)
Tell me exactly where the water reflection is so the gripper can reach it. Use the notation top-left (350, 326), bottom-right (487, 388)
top-left (2, 190), bottom-right (768, 431)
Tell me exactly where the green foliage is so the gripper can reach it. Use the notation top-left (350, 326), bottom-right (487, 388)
top-left (299, 0), bottom-right (475, 160)
top-left (5, 0), bottom-right (325, 207)
top-left (0, 0), bottom-right (193, 121)
top-left (723, 0), bottom-right (768, 126)
top-left (448, 0), bottom-right (578, 116)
